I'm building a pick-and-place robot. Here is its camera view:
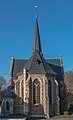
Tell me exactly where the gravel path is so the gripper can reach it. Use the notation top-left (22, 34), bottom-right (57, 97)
top-left (49, 118), bottom-right (73, 120)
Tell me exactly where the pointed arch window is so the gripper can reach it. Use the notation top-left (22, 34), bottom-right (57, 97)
top-left (21, 80), bottom-right (24, 100)
top-left (48, 80), bottom-right (52, 104)
top-left (16, 81), bottom-right (20, 95)
top-left (6, 101), bottom-right (9, 111)
top-left (33, 79), bottom-right (40, 104)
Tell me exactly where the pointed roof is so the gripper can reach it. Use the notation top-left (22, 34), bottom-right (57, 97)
top-left (4, 85), bottom-right (15, 98)
top-left (24, 18), bottom-right (56, 75)
top-left (32, 17), bottom-right (42, 53)
top-left (25, 51), bottom-right (56, 75)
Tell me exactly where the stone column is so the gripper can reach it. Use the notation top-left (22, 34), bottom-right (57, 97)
top-left (55, 79), bottom-right (60, 115)
top-left (23, 68), bottom-right (28, 115)
top-left (20, 80), bottom-right (22, 113)
top-left (0, 106), bottom-right (1, 115)
top-left (51, 78), bottom-right (54, 105)
top-left (45, 77), bottom-right (49, 118)
top-left (42, 76), bottom-right (45, 112)
top-left (20, 80), bottom-right (22, 98)
top-left (15, 84), bottom-right (16, 94)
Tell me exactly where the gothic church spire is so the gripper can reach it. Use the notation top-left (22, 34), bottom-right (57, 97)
top-left (32, 17), bottom-right (42, 54)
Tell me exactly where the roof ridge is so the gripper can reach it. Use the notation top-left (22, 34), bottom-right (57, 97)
top-left (15, 59), bottom-right (28, 61)
top-left (47, 59), bottom-right (60, 61)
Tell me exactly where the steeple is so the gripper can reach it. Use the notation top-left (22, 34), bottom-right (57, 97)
top-left (10, 55), bottom-right (14, 85)
top-left (32, 17), bottom-right (42, 54)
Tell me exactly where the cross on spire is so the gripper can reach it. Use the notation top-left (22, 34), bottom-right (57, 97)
top-left (35, 5), bottom-right (38, 17)
top-left (35, 0), bottom-right (38, 18)
top-left (32, 1), bottom-right (42, 54)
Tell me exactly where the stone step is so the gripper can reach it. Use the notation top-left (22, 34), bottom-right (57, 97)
top-left (32, 104), bottom-right (44, 115)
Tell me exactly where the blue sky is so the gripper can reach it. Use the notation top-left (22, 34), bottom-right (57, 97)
top-left (0, 0), bottom-right (73, 82)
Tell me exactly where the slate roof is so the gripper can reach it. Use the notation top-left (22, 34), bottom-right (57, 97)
top-left (25, 51), bottom-right (56, 74)
top-left (12, 57), bottom-right (57, 79)
top-left (13, 60), bottom-right (28, 79)
top-left (47, 59), bottom-right (60, 66)
top-left (4, 85), bottom-right (15, 98)
top-left (12, 57), bottom-right (64, 80)
top-left (11, 58), bottom-right (64, 81)
top-left (47, 59), bottom-right (64, 80)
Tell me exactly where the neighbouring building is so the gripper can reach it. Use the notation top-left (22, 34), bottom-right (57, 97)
top-left (1, 17), bottom-right (64, 118)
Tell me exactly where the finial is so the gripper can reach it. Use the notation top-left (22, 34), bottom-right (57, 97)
top-left (60, 54), bottom-right (62, 57)
top-left (12, 55), bottom-right (14, 61)
top-left (60, 54), bottom-right (63, 67)
top-left (35, 1), bottom-right (38, 18)
top-left (23, 68), bottom-right (26, 75)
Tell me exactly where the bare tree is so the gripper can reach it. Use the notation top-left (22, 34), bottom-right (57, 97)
top-left (0, 76), bottom-right (7, 104)
top-left (0, 76), bottom-right (6, 91)
top-left (64, 70), bottom-right (73, 113)
top-left (65, 71), bottom-right (73, 92)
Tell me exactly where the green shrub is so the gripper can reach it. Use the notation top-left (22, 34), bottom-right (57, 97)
top-left (64, 111), bottom-right (69, 115)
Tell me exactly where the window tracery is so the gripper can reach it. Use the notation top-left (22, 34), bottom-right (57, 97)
top-left (33, 79), bottom-right (40, 104)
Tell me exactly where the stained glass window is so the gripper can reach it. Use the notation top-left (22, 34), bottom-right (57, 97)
top-left (48, 80), bottom-right (52, 103)
top-left (33, 79), bottom-right (40, 104)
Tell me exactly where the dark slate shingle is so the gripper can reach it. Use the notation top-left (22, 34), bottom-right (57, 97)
top-left (46, 59), bottom-right (60, 66)
top-left (13, 60), bottom-right (28, 79)
top-left (25, 51), bottom-right (56, 74)
top-left (4, 85), bottom-right (15, 98)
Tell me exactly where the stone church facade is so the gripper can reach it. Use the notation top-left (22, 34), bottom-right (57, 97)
top-left (1, 17), bottom-right (64, 118)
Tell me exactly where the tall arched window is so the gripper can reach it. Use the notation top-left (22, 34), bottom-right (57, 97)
top-left (6, 101), bottom-right (9, 111)
top-left (22, 80), bottom-right (24, 100)
top-left (48, 80), bottom-right (52, 104)
top-left (33, 79), bottom-right (40, 104)
top-left (16, 81), bottom-right (20, 95)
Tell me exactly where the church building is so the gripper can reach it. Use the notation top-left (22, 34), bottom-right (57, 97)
top-left (1, 17), bottom-right (64, 118)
